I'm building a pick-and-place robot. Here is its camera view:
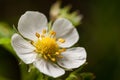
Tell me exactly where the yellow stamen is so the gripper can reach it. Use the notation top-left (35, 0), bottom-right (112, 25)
top-left (50, 30), bottom-right (56, 36)
top-left (33, 30), bottom-right (65, 62)
top-left (41, 34), bottom-right (45, 38)
top-left (42, 29), bottom-right (46, 34)
top-left (47, 54), bottom-right (51, 57)
top-left (43, 55), bottom-right (48, 60)
top-left (51, 58), bottom-right (56, 62)
top-left (58, 55), bottom-right (63, 58)
top-left (55, 52), bottom-right (60, 55)
top-left (58, 38), bottom-right (65, 43)
top-left (34, 37), bottom-right (58, 55)
top-left (59, 48), bottom-right (66, 52)
top-left (35, 32), bottom-right (40, 38)
top-left (47, 54), bottom-right (55, 61)
top-left (30, 41), bottom-right (34, 45)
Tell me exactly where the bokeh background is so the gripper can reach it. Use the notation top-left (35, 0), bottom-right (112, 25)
top-left (0, 0), bottom-right (120, 80)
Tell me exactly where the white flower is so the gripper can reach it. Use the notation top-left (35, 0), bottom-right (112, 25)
top-left (11, 11), bottom-right (87, 78)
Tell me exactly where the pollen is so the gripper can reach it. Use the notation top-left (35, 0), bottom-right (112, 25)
top-left (35, 32), bottom-right (40, 38)
top-left (33, 30), bottom-right (66, 62)
top-left (58, 38), bottom-right (65, 43)
top-left (50, 30), bottom-right (56, 36)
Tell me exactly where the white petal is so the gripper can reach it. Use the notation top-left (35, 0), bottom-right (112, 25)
top-left (11, 33), bottom-right (37, 64)
top-left (57, 47), bottom-right (86, 69)
top-left (18, 11), bottom-right (48, 41)
top-left (34, 58), bottom-right (65, 78)
top-left (52, 18), bottom-right (79, 48)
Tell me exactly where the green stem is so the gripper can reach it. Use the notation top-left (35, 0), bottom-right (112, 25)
top-left (48, 21), bottom-right (53, 31)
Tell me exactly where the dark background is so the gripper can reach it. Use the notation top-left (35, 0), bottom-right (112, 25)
top-left (0, 0), bottom-right (120, 80)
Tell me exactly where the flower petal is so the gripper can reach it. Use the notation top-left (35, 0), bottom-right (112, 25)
top-left (11, 33), bottom-right (37, 64)
top-left (34, 58), bottom-right (65, 78)
top-left (57, 47), bottom-right (86, 69)
top-left (18, 11), bottom-right (48, 41)
top-left (52, 18), bottom-right (79, 48)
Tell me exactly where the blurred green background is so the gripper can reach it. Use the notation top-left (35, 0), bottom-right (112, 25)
top-left (0, 0), bottom-right (120, 80)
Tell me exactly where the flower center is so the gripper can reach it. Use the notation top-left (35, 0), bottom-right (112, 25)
top-left (32, 29), bottom-right (66, 62)
top-left (35, 37), bottom-right (59, 55)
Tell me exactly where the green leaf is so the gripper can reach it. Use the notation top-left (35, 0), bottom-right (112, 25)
top-left (66, 74), bottom-right (78, 80)
top-left (0, 38), bottom-right (16, 56)
top-left (0, 38), bottom-right (10, 44)
top-left (65, 63), bottom-right (88, 80)
top-left (79, 72), bottom-right (95, 80)
top-left (0, 22), bottom-right (14, 38)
